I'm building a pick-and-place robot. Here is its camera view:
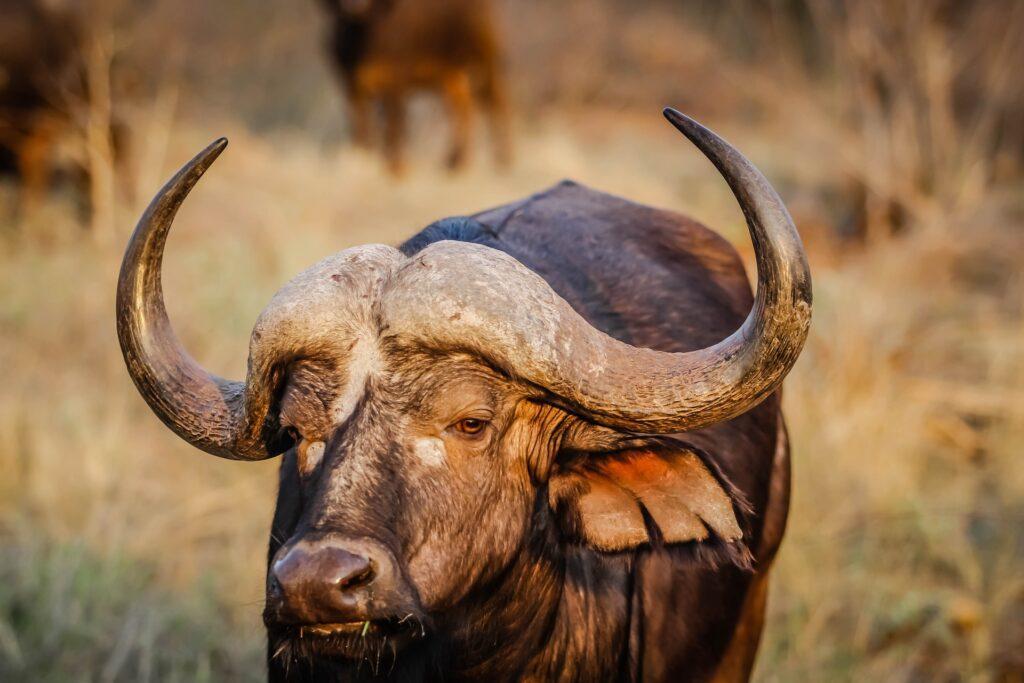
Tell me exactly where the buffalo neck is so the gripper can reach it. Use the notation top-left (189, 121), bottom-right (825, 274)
top-left (439, 510), bottom-right (636, 681)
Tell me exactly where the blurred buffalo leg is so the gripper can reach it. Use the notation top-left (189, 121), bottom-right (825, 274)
top-left (347, 80), bottom-right (374, 150)
top-left (442, 70), bottom-right (473, 171)
top-left (382, 93), bottom-right (407, 176)
top-left (477, 59), bottom-right (511, 169)
top-left (16, 114), bottom-right (59, 215)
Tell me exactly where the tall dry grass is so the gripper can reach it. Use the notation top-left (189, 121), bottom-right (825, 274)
top-left (1, 0), bottom-right (1022, 680)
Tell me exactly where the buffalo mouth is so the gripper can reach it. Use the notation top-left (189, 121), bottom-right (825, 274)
top-left (302, 621), bottom-right (377, 637)
top-left (269, 616), bottom-right (428, 663)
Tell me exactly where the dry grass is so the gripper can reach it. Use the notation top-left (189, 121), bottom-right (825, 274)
top-left (1, 0), bottom-right (1022, 680)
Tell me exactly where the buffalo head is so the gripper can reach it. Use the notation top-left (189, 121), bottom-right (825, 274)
top-left (115, 110), bottom-right (811, 667)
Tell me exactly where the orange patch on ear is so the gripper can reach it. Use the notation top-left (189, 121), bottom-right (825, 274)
top-left (602, 450), bottom-right (742, 542)
top-left (551, 448), bottom-right (742, 552)
top-left (560, 470), bottom-right (648, 551)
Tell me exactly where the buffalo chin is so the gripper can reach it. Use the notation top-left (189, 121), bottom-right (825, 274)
top-left (268, 618), bottom-right (425, 665)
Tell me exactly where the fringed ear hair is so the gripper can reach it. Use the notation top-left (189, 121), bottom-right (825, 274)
top-left (550, 438), bottom-right (752, 568)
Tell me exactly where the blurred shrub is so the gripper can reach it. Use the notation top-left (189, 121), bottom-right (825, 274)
top-left (0, 538), bottom-right (263, 682)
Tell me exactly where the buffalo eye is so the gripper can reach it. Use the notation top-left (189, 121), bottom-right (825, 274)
top-left (269, 424), bottom-right (301, 452)
top-left (452, 418), bottom-right (488, 436)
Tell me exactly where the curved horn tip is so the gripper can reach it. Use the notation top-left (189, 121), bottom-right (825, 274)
top-left (179, 137), bottom-right (229, 177)
top-left (662, 107), bottom-right (713, 144)
top-left (197, 137), bottom-right (229, 165)
top-left (661, 106), bottom-right (688, 125)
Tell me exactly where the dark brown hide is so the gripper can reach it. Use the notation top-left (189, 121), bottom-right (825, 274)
top-left (472, 184), bottom-right (785, 678)
top-left (266, 183), bottom-right (792, 681)
top-left (116, 114), bottom-right (806, 682)
top-left (318, 0), bottom-right (511, 173)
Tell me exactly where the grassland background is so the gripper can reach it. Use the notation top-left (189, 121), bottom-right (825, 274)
top-left (1, 0), bottom-right (1022, 680)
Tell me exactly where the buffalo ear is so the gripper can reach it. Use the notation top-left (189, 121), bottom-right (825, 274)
top-left (549, 442), bottom-right (744, 553)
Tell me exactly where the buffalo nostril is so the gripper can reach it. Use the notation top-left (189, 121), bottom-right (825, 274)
top-left (333, 555), bottom-right (374, 591)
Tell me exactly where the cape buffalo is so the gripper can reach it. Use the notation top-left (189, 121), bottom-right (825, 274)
top-left (0, 0), bottom-right (127, 213)
top-left (317, 0), bottom-right (511, 174)
top-left (116, 109), bottom-right (811, 681)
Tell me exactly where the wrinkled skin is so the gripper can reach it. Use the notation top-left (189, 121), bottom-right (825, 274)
top-left (267, 355), bottom-right (559, 673)
top-left (264, 185), bottom-right (790, 681)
